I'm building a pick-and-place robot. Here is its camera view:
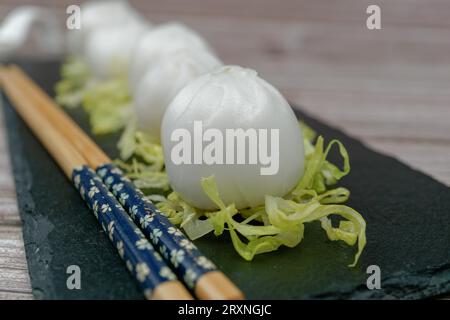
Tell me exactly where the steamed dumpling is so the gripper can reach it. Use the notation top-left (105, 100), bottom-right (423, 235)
top-left (161, 66), bottom-right (305, 209)
top-left (128, 22), bottom-right (214, 90)
top-left (67, 0), bottom-right (148, 55)
top-left (84, 21), bottom-right (149, 79)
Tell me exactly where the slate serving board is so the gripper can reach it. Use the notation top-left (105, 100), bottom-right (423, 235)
top-left (2, 60), bottom-right (450, 299)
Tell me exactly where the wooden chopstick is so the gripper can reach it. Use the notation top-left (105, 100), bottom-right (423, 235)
top-left (7, 65), bottom-right (110, 168)
top-left (6, 65), bottom-right (244, 300)
top-left (0, 67), bottom-right (193, 300)
top-left (0, 67), bottom-right (83, 177)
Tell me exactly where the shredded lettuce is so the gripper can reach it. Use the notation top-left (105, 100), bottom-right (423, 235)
top-left (82, 77), bottom-right (132, 134)
top-left (115, 157), bottom-right (169, 192)
top-left (55, 57), bottom-right (92, 108)
top-left (114, 123), bottom-right (169, 192)
top-left (200, 176), bottom-right (366, 267)
top-left (55, 57), bottom-right (133, 134)
top-left (116, 123), bottom-right (367, 267)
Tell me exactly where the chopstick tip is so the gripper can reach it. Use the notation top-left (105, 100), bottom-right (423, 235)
top-left (195, 271), bottom-right (245, 300)
top-left (151, 280), bottom-right (194, 300)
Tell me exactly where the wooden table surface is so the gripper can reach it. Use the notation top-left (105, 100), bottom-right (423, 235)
top-left (0, 0), bottom-right (449, 299)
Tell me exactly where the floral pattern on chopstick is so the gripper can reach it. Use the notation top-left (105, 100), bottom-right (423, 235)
top-left (72, 165), bottom-right (176, 298)
top-left (97, 163), bottom-right (217, 290)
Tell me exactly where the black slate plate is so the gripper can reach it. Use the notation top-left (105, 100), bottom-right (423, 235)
top-left (2, 60), bottom-right (450, 299)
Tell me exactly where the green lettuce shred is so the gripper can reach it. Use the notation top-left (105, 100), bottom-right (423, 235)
top-left (55, 57), bottom-right (133, 134)
top-left (114, 122), bottom-right (169, 192)
top-left (82, 77), bottom-right (132, 134)
top-left (55, 57), bottom-right (91, 108)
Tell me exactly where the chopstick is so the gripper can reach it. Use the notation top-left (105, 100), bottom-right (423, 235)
top-left (6, 65), bottom-right (244, 300)
top-left (0, 67), bottom-right (193, 300)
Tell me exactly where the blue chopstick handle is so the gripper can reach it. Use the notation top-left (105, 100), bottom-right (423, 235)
top-left (97, 163), bottom-right (217, 290)
top-left (72, 166), bottom-right (177, 298)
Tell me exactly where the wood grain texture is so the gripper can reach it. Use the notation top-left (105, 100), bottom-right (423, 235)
top-left (0, 0), bottom-right (449, 299)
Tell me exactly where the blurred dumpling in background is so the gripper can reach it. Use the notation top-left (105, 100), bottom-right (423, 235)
top-left (54, 1), bottom-right (221, 137)
top-left (0, 6), bottom-right (64, 60)
top-left (67, 0), bottom-right (149, 56)
top-left (128, 22), bottom-right (215, 90)
top-left (83, 21), bottom-right (149, 79)
top-left (133, 48), bottom-right (222, 138)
